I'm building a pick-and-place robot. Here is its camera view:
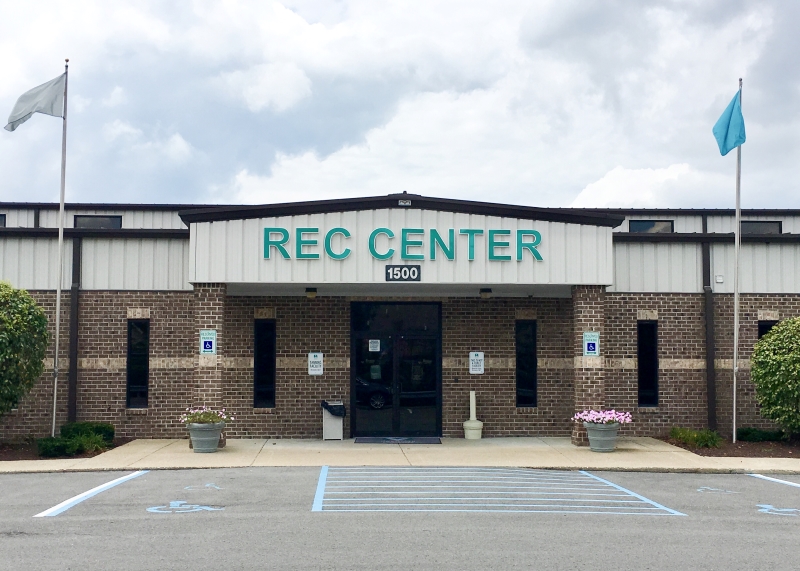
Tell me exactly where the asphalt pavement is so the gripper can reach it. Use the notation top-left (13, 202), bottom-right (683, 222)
top-left (1, 467), bottom-right (799, 570)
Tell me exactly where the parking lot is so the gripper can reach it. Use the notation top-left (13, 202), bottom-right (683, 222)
top-left (1, 468), bottom-right (798, 570)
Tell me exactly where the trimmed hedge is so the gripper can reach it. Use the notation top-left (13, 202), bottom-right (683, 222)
top-left (37, 422), bottom-right (115, 457)
top-left (736, 426), bottom-right (784, 442)
top-left (60, 422), bottom-right (115, 445)
top-left (669, 426), bottom-right (723, 448)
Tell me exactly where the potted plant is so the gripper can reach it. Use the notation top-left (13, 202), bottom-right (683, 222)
top-left (572, 409), bottom-right (632, 452)
top-left (180, 406), bottom-right (233, 453)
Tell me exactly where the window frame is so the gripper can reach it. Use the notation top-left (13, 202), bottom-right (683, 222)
top-left (628, 220), bottom-right (674, 234)
top-left (758, 320), bottom-right (779, 339)
top-left (254, 319), bottom-right (277, 409)
top-left (741, 221), bottom-right (782, 235)
top-left (637, 320), bottom-right (659, 407)
top-left (515, 320), bottom-right (538, 408)
top-left (126, 319), bottom-right (150, 409)
top-left (0, 213), bottom-right (6, 227)
top-left (74, 215), bottom-right (123, 229)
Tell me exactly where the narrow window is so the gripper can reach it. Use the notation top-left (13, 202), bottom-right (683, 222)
top-left (515, 320), bottom-right (537, 407)
top-left (758, 320), bottom-right (779, 339)
top-left (74, 215), bottom-right (122, 229)
top-left (254, 319), bottom-right (276, 408)
top-left (628, 220), bottom-right (674, 233)
top-left (126, 319), bottom-right (149, 408)
top-left (637, 321), bottom-right (658, 407)
top-left (741, 221), bottom-right (781, 235)
top-left (0, 214), bottom-right (6, 227)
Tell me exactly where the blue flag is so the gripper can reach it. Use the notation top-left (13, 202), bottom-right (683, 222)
top-left (712, 91), bottom-right (746, 156)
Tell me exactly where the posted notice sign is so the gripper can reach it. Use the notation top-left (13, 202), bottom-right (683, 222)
top-left (469, 352), bottom-right (485, 374)
top-left (199, 330), bottom-right (217, 355)
top-left (583, 332), bottom-right (600, 356)
top-left (308, 352), bottom-right (324, 375)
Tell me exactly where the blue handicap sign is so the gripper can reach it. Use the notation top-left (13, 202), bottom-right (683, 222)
top-left (587, 343), bottom-right (596, 352)
top-left (203, 341), bottom-right (213, 350)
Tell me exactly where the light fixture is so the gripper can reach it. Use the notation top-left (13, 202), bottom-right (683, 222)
top-left (305, 287), bottom-right (317, 299)
top-left (479, 288), bottom-right (492, 299)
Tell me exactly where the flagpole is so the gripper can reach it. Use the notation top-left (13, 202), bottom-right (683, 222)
top-left (732, 77), bottom-right (742, 444)
top-left (51, 59), bottom-right (68, 437)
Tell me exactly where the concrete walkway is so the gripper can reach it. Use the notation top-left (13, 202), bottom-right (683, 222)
top-left (2, 437), bottom-right (800, 474)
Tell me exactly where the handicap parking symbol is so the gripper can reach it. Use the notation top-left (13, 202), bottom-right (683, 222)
top-left (587, 343), bottom-right (596, 352)
top-left (203, 341), bottom-right (213, 350)
top-left (147, 500), bottom-right (224, 514)
top-left (757, 504), bottom-right (799, 516)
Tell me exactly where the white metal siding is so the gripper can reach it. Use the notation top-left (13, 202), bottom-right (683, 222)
top-left (37, 209), bottom-right (186, 229)
top-left (0, 238), bottom-right (72, 290)
top-left (711, 242), bottom-right (800, 293)
top-left (81, 238), bottom-right (191, 291)
top-left (190, 209), bottom-right (614, 286)
top-left (707, 215), bottom-right (800, 233)
top-left (622, 215), bottom-right (703, 233)
top-left (608, 242), bottom-right (702, 293)
top-left (0, 210), bottom-right (36, 228)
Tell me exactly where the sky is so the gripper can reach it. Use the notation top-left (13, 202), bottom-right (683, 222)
top-left (0, 0), bottom-right (797, 209)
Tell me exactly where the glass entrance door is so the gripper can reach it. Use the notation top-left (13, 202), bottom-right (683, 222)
top-left (351, 303), bottom-right (441, 437)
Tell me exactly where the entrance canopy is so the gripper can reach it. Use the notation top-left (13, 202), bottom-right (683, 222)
top-left (180, 193), bottom-right (623, 296)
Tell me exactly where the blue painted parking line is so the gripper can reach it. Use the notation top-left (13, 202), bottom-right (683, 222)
top-left (34, 471), bottom-right (149, 517)
top-left (312, 467), bottom-right (684, 515)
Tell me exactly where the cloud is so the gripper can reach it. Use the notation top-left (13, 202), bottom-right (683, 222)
top-left (102, 119), bottom-right (142, 142)
top-left (218, 63), bottom-right (312, 112)
top-left (101, 86), bottom-right (127, 107)
top-left (571, 164), bottom-right (731, 208)
top-left (0, 1), bottom-right (797, 207)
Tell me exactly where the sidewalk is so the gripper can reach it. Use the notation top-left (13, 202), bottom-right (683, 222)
top-left (2, 437), bottom-right (799, 474)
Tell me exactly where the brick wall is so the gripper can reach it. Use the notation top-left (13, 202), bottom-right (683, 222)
top-left (442, 297), bottom-right (573, 437)
top-left (3, 289), bottom-right (797, 443)
top-left (604, 293), bottom-right (707, 437)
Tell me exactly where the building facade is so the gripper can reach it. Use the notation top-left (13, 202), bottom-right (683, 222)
top-left (1, 194), bottom-right (798, 443)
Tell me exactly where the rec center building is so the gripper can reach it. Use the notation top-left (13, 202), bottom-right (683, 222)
top-left (1, 193), bottom-right (797, 444)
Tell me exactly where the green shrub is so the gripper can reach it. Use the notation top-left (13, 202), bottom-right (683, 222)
top-left (36, 437), bottom-right (70, 458)
top-left (0, 283), bottom-right (49, 418)
top-left (60, 421), bottom-right (115, 445)
top-left (751, 317), bottom-right (800, 437)
top-left (737, 426), bottom-right (784, 442)
top-left (669, 426), bottom-right (723, 448)
top-left (69, 433), bottom-right (106, 453)
top-left (36, 433), bottom-right (108, 457)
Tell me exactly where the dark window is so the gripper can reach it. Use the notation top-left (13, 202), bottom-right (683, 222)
top-left (741, 221), bottom-right (781, 235)
top-left (515, 320), bottom-right (537, 407)
top-left (74, 215), bottom-right (122, 229)
top-left (629, 220), bottom-right (674, 233)
top-left (126, 320), bottom-right (149, 408)
top-left (254, 319), bottom-right (276, 408)
top-left (758, 320), bottom-right (779, 339)
top-left (637, 321), bottom-right (658, 407)
top-left (0, 214), bottom-right (6, 227)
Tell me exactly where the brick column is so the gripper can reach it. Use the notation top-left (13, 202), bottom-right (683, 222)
top-left (571, 285), bottom-right (606, 445)
top-left (193, 283), bottom-right (226, 408)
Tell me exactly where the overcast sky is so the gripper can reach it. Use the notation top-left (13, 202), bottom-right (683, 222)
top-left (1, 0), bottom-right (797, 209)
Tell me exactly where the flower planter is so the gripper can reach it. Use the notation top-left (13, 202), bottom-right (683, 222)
top-left (583, 421), bottom-right (620, 453)
top-left (187, 422), bottom-right (225, 453)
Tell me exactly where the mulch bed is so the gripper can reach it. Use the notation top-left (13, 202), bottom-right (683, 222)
top-left (663, 437), bottom-right (800, 458)
top-left (0, 437), bottom-right (132, 462)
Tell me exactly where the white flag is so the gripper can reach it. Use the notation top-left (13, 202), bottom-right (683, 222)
top-left (4, 73), bottom-right (66, 132)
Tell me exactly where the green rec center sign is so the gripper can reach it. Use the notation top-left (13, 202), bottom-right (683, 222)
top-left (263, 227), bottom-right (544, 262)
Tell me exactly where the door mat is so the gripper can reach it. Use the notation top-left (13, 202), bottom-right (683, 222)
top-left (354, 437), bottom-right (441, 444)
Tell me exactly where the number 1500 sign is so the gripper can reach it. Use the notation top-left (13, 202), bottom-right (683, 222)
top-left (386, 265), bottom-right (421, 281)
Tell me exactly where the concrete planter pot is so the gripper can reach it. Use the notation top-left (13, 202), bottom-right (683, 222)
top-left (187, 422), bottom-right (225, 453)
top-left (583, 421), bottom-right (620, 452)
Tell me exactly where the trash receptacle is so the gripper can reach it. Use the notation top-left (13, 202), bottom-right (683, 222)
top-left (321, 400), bottom-right (346, 440)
